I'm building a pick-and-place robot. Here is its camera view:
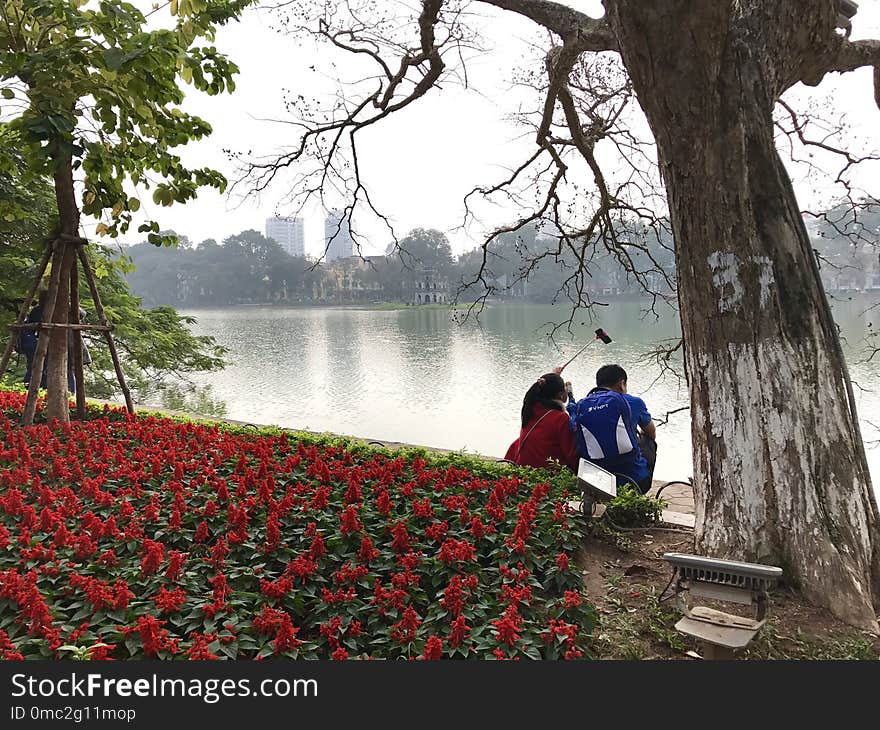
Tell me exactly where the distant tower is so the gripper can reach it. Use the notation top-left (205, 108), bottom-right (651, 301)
top-left (324, 210), bottom-right (355, 262)
top-left (265, 216), bottom-right (305, 257)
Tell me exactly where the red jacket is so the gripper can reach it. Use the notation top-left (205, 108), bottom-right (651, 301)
top-left (505, 404), bottom-right (579, 472)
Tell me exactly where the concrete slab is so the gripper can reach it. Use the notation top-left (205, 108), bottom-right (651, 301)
top-left (661, 510), bottom-right (695, 528)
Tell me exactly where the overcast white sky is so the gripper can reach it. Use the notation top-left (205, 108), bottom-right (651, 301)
top-left (102, 0), bottom-right (880, 256)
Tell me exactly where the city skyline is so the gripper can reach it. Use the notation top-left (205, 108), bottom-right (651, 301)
top-left (324, 210), bottom-right (355, 263)
top-left (265, 216), bottom-right (305, 258)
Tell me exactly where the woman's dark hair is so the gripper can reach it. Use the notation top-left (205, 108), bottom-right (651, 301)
top-left (521, 372), bottom-right (567, 428)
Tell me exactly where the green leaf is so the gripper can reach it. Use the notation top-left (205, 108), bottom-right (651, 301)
top-left (103, 48), bottom-right (125, 72)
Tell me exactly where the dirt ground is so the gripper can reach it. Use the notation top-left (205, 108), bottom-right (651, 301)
top-left (579, 525), bottom-right (880, 660)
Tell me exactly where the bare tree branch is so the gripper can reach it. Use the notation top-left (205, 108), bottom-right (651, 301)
top-left (477, 0), bottom-right (617, 51)
top-left (823, 38), bottom-right (880, 75)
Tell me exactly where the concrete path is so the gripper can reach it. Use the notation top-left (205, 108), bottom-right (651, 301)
top-left (647, 480), bottom-right (695, 527)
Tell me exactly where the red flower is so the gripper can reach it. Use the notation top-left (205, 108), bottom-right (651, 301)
top-left (253, 606), bottom-right (286, 635)
top-left (469, 516), bottom-right (487, 540)
top-left (287, 553), bottom-right (318, 583)
top-left (412, 497), bottom-right (433, 518)
top-left (193, 521), bottom-right (210, 543)
top-left (333, 562), bottom-right (368, 585)
top-left (375, 490), bottom-right (392, 516)
top-left (440, 576), bottom-right (465, 616)
top-left (344, 481), bottom-right (362, 504)
top-left (164, 551), bottom-right (188, 582)
top-left (112, 583), bottom-right (134, 611)
top-left (310, 487), bottom-right (331, 510)
top-left (331, 647), bottom-right (349, 660)
top-left (86, 642), bottom-right (116, 660)
top-left (309, 533), bottom-right (327, 558)
top-left (438, 538), bottom-right (475, 566)
top-left (447, 615), bottom-right (471, 648)
top-left (339, 507), bottom-right (362, 537)
top-left (274, 613), bottom-right (301, 654)
top-left (542, 619), bottom-right (579, 648)
top-left (424, 520), bottom-right (449, 541)
top-left (209, 540), bottom-right (229, 568)
top-left (319, 615), bottom-right (343, 641)
top-left (260, 576), bottom-right (293, 600)
top-left (502, 583), bottom-right (532, 606)
top-left (423, 635), bottom-right (443, 660)
top-left (0, 394), bottom-right (585, 661)
top-left (153, 587), bottom-right (187, 614)
top-left (491, 605), bottom-right (522, 646)
top-left (358, 536), bottom-right (379, 563)
top-left (321, 587), bottom-right (357, 604)
top-left (390, 521), bottom-right (410, 553)
top-left (140, 539), bottom-right (165, 577)
top-left (185, 632), bottom-right (220, 660)
top-left (553, 500), bottom-right (571, 523)
top-left (265, 514), bottom-right (281, 552)
top-left (125, 616), bottom-right (178, 658)
top-left (390, 606), bottom-right (422, 644)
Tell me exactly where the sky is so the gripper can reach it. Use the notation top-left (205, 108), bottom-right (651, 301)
top-left (97, 0), bottom-right (880, 257)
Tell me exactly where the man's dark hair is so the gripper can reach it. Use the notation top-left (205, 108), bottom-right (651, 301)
top-left (596, 364), bottom-right (627, 388)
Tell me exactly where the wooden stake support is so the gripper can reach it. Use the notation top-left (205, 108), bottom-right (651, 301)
top-left (70, 262), bottom-right (86, 420)
top-left (77, 245), bottom-right (134, 416)
top-left (0, 244), bottom-right (52, 380)
top-left (12, 323), bottom-right (113, 332)
top-left (0, 235), bottom-right (136, 424)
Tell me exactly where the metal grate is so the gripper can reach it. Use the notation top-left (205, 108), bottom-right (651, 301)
top-left (664, 553), bottom-right (782, 593)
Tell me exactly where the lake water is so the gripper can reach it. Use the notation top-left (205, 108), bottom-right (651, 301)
top-left (175, 300), bottom-right (880, 485)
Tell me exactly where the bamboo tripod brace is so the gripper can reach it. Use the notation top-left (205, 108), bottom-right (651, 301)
top-left (0, 235), bottom-right (134, 424)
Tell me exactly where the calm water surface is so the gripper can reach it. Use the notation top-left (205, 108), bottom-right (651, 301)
top-left (175, 301), bottom-right (880, 484)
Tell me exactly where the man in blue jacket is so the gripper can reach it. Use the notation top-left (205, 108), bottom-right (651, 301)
top-left (567, 364), bottom-right (657, 493)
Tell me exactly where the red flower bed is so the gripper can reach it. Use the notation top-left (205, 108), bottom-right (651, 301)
top-left (0, 390), bottom-right (593, 660)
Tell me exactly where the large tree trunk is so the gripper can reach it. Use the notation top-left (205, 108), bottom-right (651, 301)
top-left (608, 0), bottom-right (879, 629)
top-left (45, 156), bottom-right (79, 423)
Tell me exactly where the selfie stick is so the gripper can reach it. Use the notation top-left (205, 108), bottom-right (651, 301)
top-left (559, 328), bottom-right (613, 373)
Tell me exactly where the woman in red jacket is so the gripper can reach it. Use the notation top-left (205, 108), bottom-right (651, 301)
top-left (505, 372), bottom-right (579, 472)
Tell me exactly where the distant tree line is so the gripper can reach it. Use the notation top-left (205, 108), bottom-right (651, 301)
top-left (125, 224), bottom-right (677, 307)
top-left (125, 201), bottom-right (879, 308)
top-left (810, 198), bottom-right (880, 293)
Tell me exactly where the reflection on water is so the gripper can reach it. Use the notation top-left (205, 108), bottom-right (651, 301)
top-left (174, 300), bottom-right (880, 485)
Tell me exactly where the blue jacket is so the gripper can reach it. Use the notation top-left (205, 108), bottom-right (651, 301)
top-left (567, 387), bottom-right (649, 486)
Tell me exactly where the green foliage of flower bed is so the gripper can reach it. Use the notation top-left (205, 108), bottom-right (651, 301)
top-left (602, 484), bottom-right (664, 528)
top-left (0, 389), bottom-right (594, 660)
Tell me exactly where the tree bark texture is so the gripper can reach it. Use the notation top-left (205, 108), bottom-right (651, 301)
top-left (607, 0), bottom-right (879, 629)
top-left (70, 264), bottom-right (86, 419)
top-left (44, 156), bottom-right (80, 423)
top-left (21, 241), bottom-right (64, 426)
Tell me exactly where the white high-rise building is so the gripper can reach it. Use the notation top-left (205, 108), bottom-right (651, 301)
top-left (265, 216), bottom-right (305, 257)
top-left (324, 210), bottom-right (355, 262)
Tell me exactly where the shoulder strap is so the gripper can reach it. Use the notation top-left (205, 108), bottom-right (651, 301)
top-left (515, 409), bottom-right (554, 464)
